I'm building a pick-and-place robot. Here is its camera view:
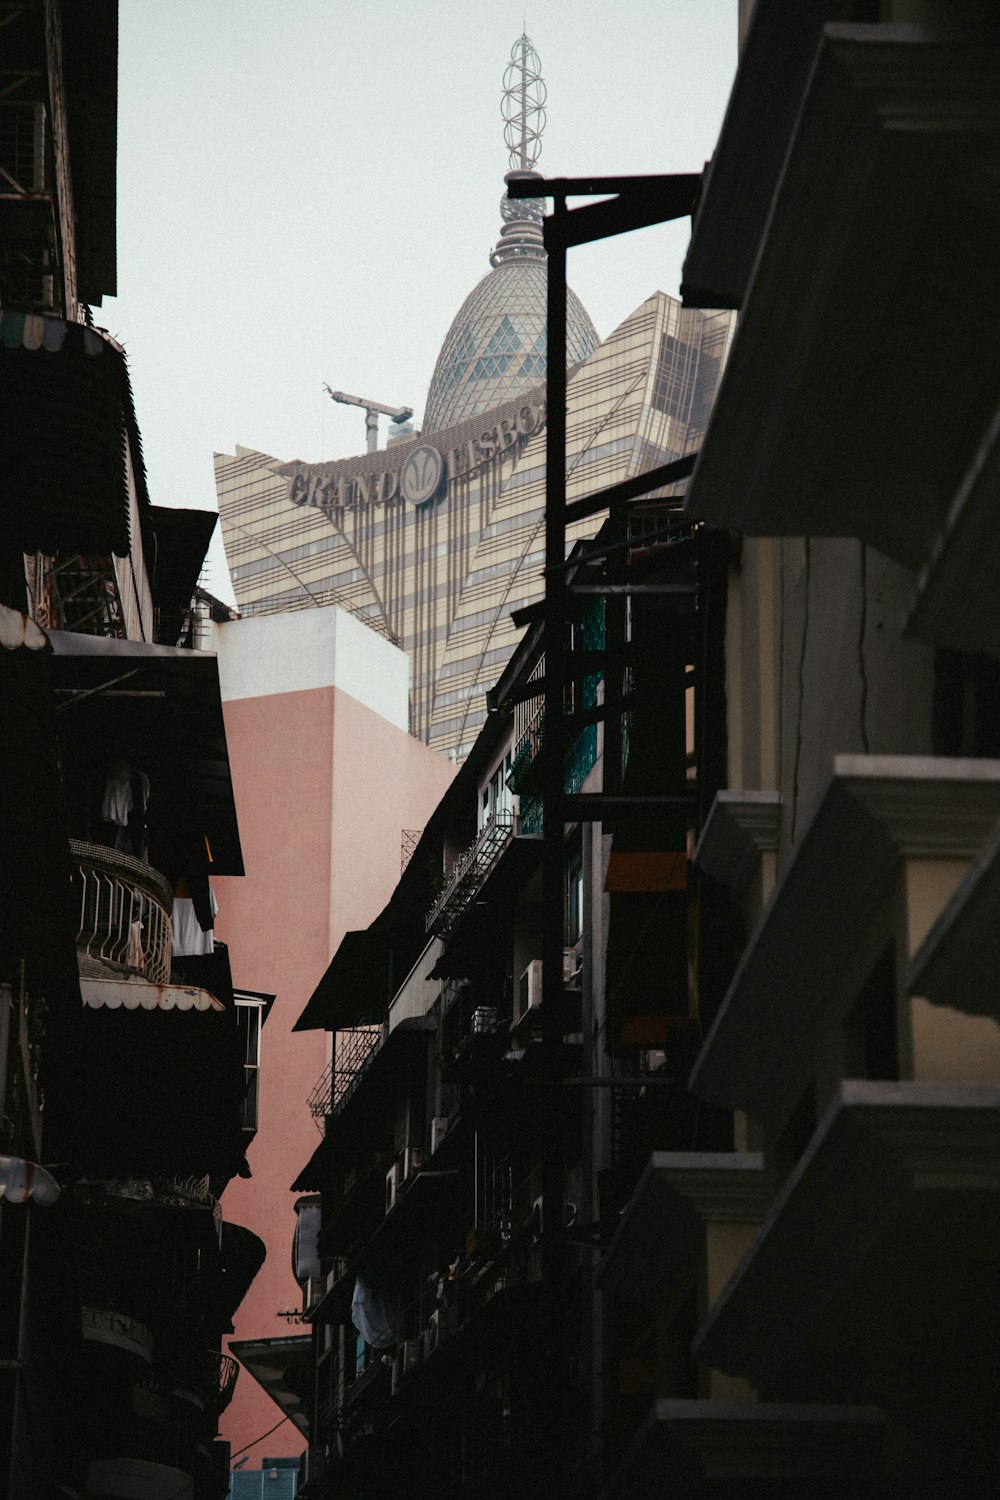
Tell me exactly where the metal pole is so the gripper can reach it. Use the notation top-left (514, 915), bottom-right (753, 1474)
top-left (542, 197), bottom-right (567, 1078)
top-left (540, 193), bottom-right (568, 1499)
top-left (542, 192), bottom-right (568, 1035)
top-left (365, 408), bottom-right (379, 455)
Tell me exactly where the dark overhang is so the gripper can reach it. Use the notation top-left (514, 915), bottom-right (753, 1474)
top-left (682, 26), bottom-right (1000, 568)
top-left (148, 506), bottom-right (218, 647)
top-left (0, 315), bottom-right (132, 556)
top-left (229, 1334), bottom-right (312, 1435)
top-left (293, 929), bottom-right (393, 1032)
top-left (61, 0), bottom-right (119, 306)
top-left (681, 0), bottom-right (858, 309)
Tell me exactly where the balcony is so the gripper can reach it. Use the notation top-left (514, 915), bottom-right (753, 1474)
top-left (203, 1350), bottom-right (240, 1418)
top-left (692, 1080), bottom-right (1000, 1482)
top-left (308, 1025), bottom-right (386, 1128)
top-left (682, 25), bottom-right (1000, 571)
top-left (426, 809), bottom-right (514, 936)
top-left (70, 838), bottom-right (173, 984)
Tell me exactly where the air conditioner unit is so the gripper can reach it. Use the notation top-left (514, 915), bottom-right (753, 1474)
top-left (401, 1146), bottom-right (423, 1182)
top-left (385, 1162), bottom-right (400, 1214)
top-left (423, 1306), bottom-right (447, 1360)
top-left (514, 960), bottom-right (543, 1026)
top-left (403, 1337), bottom-right (422, 1374)
top-left (430, 1116), bottom-right (448, 1155)
top-left (563, 945), bottom-right (583, 985)
top-left (390, 1353), bottom-right (404, 1396)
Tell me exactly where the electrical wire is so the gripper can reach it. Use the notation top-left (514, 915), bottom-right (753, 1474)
top-left (140, 1411), bottom-right (295, 1500)
top-left (228, 1412), bottom-right (293, 1464)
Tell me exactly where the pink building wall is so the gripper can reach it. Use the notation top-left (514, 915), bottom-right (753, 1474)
top-left (209, 608), bottom-right (453, 1467)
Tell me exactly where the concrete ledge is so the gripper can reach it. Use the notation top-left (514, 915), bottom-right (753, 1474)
top-left (691, 757), bottom-right (1000, 1116)
top-left (693, 791), bottom-right (780, 898)
top-left (608, 1397), bottom-right (885, 1494)
top-left (683, 25), bottom-right (1000, 569)
top-left (597, 1153), bottom-right (766, 1311)
top-left (694, 1081), bottom-right (1000, 1395)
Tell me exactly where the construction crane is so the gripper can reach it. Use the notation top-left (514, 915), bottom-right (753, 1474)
top-left (323, 386), bottom-right (414, 454)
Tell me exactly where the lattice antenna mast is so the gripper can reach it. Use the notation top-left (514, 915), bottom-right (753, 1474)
top-left (502, 32), bottom-right (546, 172)
top-left (494, 33), bottom-right (548, 266)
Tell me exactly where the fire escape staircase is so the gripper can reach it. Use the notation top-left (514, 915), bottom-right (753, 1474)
top-left (425, 810), bottom-right (515, 937)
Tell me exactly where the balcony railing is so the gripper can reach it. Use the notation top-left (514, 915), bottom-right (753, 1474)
top-left (204, 1350), bottom-right (240, 1416)
top-left (70, 839), bottom-right (173, 984)
top-left (425, 809), bottom-right (514, 937)
top-left (308, 1025), bottom-right (386, 1129)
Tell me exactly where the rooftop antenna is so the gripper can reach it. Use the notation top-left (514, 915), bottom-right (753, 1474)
top-left (323, 386), bottom-right (414, 454)
top-left (502, 31), bottom-right (546, 172)
top-left (494, 32), bottom-right (548, 268)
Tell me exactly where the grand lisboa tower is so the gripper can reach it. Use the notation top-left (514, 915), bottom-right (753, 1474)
top-left (422, 33), bottom-right (599, 434)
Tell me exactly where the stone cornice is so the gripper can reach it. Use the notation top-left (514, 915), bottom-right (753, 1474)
top-left (693, 791), bottom-right (781, 897)
top-left (597, 1152), bottom-right (766, 1310)
top-left (652, 1151), bottom-right (768, 1224)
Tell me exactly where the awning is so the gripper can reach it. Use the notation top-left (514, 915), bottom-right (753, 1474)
top-left (147, 505), bottom-right (218, 647)
top-left (293, 928), bottom-right (393, 1032)
top-left (47, 630), bottom-right (244, 875)
top-left (79, 977), bottom-right (224, 1012)
top-left (229, 1334), bottom-right (312, 1435)
top-left (0, 313), bottom-right (131, 556)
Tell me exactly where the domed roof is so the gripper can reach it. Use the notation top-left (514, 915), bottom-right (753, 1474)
top-left (422, 34), bottom-right (600, 436)
top-left (423, 258), bottom-right (598, 434)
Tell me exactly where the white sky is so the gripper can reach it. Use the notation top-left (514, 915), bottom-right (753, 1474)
top-left (100, 1), bottom-right (738, 602)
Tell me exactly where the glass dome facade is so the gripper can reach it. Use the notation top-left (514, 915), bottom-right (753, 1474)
top-left (423, 259), bottom-right (599, 434)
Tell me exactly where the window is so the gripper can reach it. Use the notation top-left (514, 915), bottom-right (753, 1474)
top-left (566, 849), bottom-right (584, 947)
top-left (480, 748), bottom-right (514, 829)
top-left (235, 994), bottom-right (267, 1133)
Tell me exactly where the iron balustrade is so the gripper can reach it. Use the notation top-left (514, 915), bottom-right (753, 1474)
top-left (308, 1025), bottom-right (386, 1129)
top-left (69, 839), bottom-right (173, 984)
top-left (425, 808), bottom-right (515, 936)
top-left (205, 1350), bottom-right (240, 1416)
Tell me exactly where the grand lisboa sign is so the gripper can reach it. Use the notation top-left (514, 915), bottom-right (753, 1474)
top-left (287, 398), bottom-right (546, 515)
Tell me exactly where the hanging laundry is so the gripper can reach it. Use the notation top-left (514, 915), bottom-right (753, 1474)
top-left (101, 758), bottom-right (133, 827)
top-left (351, 1274), bottom-right (396, 1349)
top-left (172, 880), bottom-right (219, 956)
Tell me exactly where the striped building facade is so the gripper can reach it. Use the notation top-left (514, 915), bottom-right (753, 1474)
top-left (216, 293), bottom-right (733, 763)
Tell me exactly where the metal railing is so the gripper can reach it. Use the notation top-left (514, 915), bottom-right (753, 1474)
top-left (205, 1350), bottom-right (240, 1416)
top-left (69, 839), bottom-right (173, 984)
top-left (425, 809), bottom-right (514, 936)
top-left (308, 1025), bottom-right (386, 1128)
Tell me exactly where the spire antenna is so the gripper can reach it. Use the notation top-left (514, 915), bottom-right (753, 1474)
top-left (501, 31), bottom-right (546, 173)
top-left (493, 32), bottom-right (548, 267)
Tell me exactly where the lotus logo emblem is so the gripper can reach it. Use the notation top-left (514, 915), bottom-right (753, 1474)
top-left (400, 444), bottom-right (444, 505)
